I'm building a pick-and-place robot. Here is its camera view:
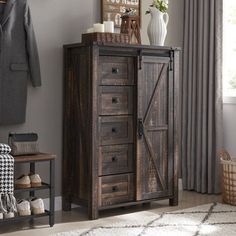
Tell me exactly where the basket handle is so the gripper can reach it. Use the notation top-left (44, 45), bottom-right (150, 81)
top-left (218, 149), bottom-right (232, 161)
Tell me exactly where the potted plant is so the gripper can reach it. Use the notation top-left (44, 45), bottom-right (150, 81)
top-left (146, 0), bottom-right (169, 46)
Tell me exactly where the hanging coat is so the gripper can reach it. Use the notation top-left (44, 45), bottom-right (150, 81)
top-left (0, 0), bottom-right (41, 125)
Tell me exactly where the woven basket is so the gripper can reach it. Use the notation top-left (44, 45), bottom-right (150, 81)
top-left (219, 149), bottom-right (236, 205)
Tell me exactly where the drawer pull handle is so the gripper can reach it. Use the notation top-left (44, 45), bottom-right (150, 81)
top-left (112, 186), bottom-right (118, 192)
top-left (112, 97), bottom-right (119, 104)
top-left (112, 68), bottom-right (119, 74)
top-left (112, 156), bottom-right (118, 162)
top-left (112, 127), bottom-right (117, 133)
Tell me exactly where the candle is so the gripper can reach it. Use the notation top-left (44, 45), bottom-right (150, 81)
top-left (104, 21), bottom-right (114, 33)
top-left (93, 23), bottom-right (105, 33)
top-left (86, 28), bottom-right (94, 33)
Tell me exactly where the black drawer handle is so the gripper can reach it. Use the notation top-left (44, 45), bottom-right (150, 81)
top-left (112, 156), bottom-right (118, 162)
top-left (112, 127), bottom-right (117, 133)
top-left (112, 97), bottom-right (119, 104)
top-left (112, 68), bottom-right (119, 74)
top-left (112, 186), bottom-right (118, 192)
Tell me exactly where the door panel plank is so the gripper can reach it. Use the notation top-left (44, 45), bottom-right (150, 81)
top-left (143, 64), bottom-right (168, 123)
top-left (143, 130), bottom-right (166, 190)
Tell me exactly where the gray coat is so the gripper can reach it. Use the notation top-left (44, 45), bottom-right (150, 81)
top-left (0, 0), bottom-right (41, 125)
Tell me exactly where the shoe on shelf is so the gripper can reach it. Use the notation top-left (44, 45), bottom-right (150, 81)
top-left (17, 200), bottom-right (31, 216)
top-left (4, 212), bottom-right (14, 219)
top-left (15, 175), bottom-right (31, 189)
top-left (29, 173), bottom-right (42, 187)
top-left (30, 198), bottom-right (45, 215)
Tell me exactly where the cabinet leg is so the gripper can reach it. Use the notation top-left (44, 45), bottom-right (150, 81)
top-left (49, 214), bottom-right (54, 227)
top-left (62, 196), bottom-right (72, 211)
top-left (169, 195), bottom-right (178, 206)
top-left (142, 202), bottom-right (151, 207)
top-left (88, 207), bottom-right (98, 220)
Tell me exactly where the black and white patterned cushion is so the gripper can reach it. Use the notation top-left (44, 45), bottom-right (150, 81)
top-left (0, 143), bottom-right (11, 154)
top-left (0, 154), bottom-right (14, 194)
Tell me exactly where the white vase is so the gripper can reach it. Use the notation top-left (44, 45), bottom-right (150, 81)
top-left (147, 7), bottom-right (169, 46)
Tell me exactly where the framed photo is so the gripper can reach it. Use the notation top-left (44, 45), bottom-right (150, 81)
top-left (101, 0), bottom-right (141, 28)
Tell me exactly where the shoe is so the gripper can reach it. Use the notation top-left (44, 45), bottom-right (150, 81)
top-left (0, 212), bottom-right (3, 220)
top-left (4, 212), bottom-right (14, 219)
top-left (15, 175), bottom-right (31, 189)
top-left (29, 173), bottom-right (42, 187)
top-left (30, 198), bottom-right (45, 214)
top-left (17, 200), bottom-right (31, 216)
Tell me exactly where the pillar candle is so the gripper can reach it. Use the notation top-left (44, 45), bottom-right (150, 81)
top-left (93, 23), bottom-right (105, 33)
top-left (104, 21), bottom-right (114, 33)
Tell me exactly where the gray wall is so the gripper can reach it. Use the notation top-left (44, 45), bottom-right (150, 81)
top-left (0, 0), bottom-right (100, 196)
top-left (0, 0), bottom-right (184, 197)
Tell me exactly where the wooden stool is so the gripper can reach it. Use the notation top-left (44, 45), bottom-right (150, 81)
top-left (120, 15), bottom-right (141, 44)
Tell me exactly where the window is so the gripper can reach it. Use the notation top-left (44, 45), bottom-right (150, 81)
top-left (223, 0), bottom-right (236, 97)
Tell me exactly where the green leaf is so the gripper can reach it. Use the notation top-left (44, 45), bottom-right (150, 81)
top-left (149, 0), bottom-right (168, 13)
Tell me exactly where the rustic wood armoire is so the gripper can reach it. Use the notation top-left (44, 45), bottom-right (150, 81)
top-left (63, 42), bottom-right (180, 220)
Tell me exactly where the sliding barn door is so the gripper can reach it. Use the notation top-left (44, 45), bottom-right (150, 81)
top-left (136, 56), bottom-right (173, 201)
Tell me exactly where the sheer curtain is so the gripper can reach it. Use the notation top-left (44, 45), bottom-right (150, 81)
top-left (181, 0), bottom-right (223, 194)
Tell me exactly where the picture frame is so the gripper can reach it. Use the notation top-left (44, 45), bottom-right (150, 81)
top-left (101, 0), bottom-right (141, 28)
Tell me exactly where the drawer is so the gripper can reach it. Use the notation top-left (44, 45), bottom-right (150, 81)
top-left (99, 116), bottom-right (133, 145)
top-left (99, 86), bottom-right (133, 115)
top-left (99, 56), bottom-right (134, 85)
top-left (99, 144), bottom-right (133, 176)
top-left (98, 174), bottom-right (134, 207)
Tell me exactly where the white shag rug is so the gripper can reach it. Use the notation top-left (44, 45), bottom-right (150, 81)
top-left (53, 203), bottom-right (236, 236)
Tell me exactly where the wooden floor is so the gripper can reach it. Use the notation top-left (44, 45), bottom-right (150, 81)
top-left (0, 191), bottom-right (222, 236)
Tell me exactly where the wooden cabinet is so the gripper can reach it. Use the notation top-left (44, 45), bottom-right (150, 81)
top-left (63, 43), bottom-right (180, 220)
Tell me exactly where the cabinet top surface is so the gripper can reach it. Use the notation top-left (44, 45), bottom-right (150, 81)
top-left (14, 153), bottom-right (56, 162)
top-left (63, 42), bottom-right (181, 51)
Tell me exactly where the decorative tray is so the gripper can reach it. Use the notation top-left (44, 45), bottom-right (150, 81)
top-left (82, 32), bottom-right (130, 44)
